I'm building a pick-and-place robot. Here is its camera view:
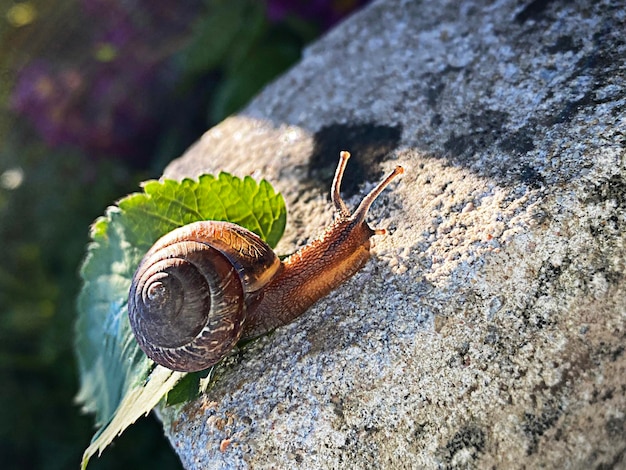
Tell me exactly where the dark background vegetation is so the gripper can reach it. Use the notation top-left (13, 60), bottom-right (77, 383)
top-left (0, 1), bottom-right (369, 468)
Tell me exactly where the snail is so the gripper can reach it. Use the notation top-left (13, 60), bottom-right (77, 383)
top-left (128, 151), bottom-right (403, 372)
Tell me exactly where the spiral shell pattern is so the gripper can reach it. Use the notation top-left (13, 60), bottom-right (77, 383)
top-left (129, 238), bottom-right (246, 372)
top-left (128, 221), bottom-right (282, 371)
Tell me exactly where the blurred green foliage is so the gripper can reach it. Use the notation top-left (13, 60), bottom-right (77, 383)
top-left (0, 0), bottom-right (369, 468)
top-left (0, 130), bottom-right (176, 470)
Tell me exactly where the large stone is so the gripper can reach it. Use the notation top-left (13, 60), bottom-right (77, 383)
top-left (158, 0), bottom-right (626, 468)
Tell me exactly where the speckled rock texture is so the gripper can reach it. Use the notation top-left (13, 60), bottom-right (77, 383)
top-left (158, 0), bottom-right (626, 468)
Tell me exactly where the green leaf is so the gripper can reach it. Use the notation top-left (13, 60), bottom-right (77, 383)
top-left (75, 173), bottom-right (286, 468)
top-left (165, 371), bottom-right (203, 406)
top-left (81, 367), bottom-right (185, 470)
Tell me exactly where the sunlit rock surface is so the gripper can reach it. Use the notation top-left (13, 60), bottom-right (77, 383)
top-left (160, 0), bottom-right (626, 468)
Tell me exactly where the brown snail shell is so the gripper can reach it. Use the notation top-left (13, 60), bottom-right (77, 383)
top-left (128, 222), bottom-right (280, 372)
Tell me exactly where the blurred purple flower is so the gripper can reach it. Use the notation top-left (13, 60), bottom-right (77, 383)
top-left (265, 0), bottom-right (371, 29)
top-left (11, 56), bottom-right (162, 157)
top-left (11, 61), bottom-right (83, 147)
top-left (10, 0), bottom-right (201, 160)
top-left (10, 0), bottom-right (366, 161)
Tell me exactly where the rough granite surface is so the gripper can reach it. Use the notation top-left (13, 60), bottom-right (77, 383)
top-left (158, 0), bottom-right (626, 468)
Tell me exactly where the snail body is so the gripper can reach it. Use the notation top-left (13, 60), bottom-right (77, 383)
top-left (128, 151), bottom-right (403, 372)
